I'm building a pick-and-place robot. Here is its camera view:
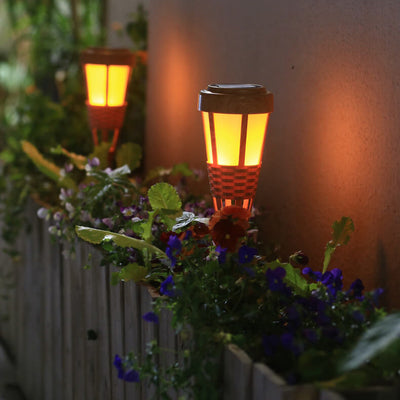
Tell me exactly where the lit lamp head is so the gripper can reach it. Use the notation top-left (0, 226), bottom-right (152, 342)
top-left (81, 48), bottom-right (135, 159)
top-left (198, 84), bottom-right (273, 211)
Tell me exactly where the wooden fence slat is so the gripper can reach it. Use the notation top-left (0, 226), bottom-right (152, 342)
top-left (124, 282), bottom-right (141, 399)
top-left (159, 307), bottom-right (177, 399)
top-left (252, 362), bottom-right (287, 400)
top-left (42, 219), bottom-right (54, 400)
top-left (62, 242), bottom-right (73, 400)
top-left (223, 344), bottom-right (253, 400)
top-left (71, 241), bottom-right (86, 400)
top-left (50, 239), bottom-right (64, 400)
top-left (82, 244), bottom-right (98, 400)
top-left (140, 285), bottom-right (158, 399)
top-left (95, 257), bottom-right (111, 400)
top-left (109, 275), bottom-right (126, 400)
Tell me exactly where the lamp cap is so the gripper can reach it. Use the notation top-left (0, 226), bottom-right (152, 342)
top-left (80, 47), bottom-right (135, 66)
top-left (198, 83), bottom-right (273, 114)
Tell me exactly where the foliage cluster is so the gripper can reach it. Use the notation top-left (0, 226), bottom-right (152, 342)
top-left (0, 1), bottom-right (148, 251)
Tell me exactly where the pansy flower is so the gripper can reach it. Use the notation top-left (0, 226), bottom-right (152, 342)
top-left (209, 206), bottom-right (250, 252)
top-left (160, 275), bottom-right (177, 297)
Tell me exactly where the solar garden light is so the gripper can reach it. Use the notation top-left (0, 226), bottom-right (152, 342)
top-left (81, 47), bottom-right (135, 164)
top-left (198, 84), bottom-right (273, 211)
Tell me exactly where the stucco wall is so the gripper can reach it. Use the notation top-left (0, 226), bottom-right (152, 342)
top-left (145, 0), bottom-right (400, 308)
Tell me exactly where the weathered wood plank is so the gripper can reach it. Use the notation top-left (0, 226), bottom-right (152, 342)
top-left (140, 284), bottom-right (158, 399)
top-left (252, 362), bottom-right (287, 400)
top-left (42, 219), bottom-right (54, 400)
top-left (109, 273), bottom-right (126, 400)
top-left (223, 344), bottom-right (252, 400)
top-left (62, 242), bottom-right (74, 400)
top-left (124, 282), bottom-right (141, 399)
top-left (94, 254), bottom-right (112, 400)
top-left (320, 390), bottom-right (346, 400)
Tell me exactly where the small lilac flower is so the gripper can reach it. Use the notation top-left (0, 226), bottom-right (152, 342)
top-left (65, 202), bottom-right (74, 214)
top-left (64, 163), bottom-right (74, 173)
top-left (166, 235), bottom-right (182, 267)
top-left (216, 245), bottom-right (227, 264)
top-left (37, 207), bottom-right (49, 219)
top-left (238, 245), bottom-right (257, 264)
top-left (88, 157), bottom-right (100, 167)
top-left (53, 211), bottom-right (63, 222)
top-left (142, 312), bottom-right (159, 324)
top-left (120, 206), bottom-right (136, 219)
top-left (59, 188), bottom-right (73, 203)
top-left (102, 218), bottom-right (114, 229)
top-left (160, 275), bottom-right (177, 297)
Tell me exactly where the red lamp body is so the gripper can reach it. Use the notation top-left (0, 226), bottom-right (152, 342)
top-left (198, 84), bottom-right (273, 211)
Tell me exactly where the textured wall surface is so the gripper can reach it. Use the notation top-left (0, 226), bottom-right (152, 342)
top-left (145, 0), bottom-right (400, 308)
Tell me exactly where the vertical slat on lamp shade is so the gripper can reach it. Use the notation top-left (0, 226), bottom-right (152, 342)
top-left (208, 112), bottom-right (218, 164)
top-left (223, 344), bottom-right (252, 400)
top-left (238, 114), bottom-right (248, 167)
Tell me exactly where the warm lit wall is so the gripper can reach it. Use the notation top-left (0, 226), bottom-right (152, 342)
top-left (145, 0), bottom-right (400, 308)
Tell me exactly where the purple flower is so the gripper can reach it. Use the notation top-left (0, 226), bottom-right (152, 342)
top-left (160, 275), bottom-right (177, 297)
top-left (142, 312), bottom-right (159, 324)
top-left (372, 288), bottom-right (384, 306)
top-left (321, 268), bottom-right (343, 297)
top-left (113, 354), bottom-right (140, 382)
top-left (348, 278), bottom-right (365, 300)
top-left (238, 245), bottom-right (257, 264)
top-left (216, 245), bottom-right (227, 264)
top-left (302, 267), bottom-right (322, 281)
top-left (266, 267), bottom-right (291, 295)
top-left (120, 206), bottom-right (136, 219)
top-left (166, 235), bottom-right (182, 267)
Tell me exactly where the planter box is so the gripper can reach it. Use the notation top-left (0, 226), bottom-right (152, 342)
top-left (0, 202), bottom-right (398, 400)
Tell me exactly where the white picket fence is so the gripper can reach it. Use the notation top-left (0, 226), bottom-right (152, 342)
top-left (0, 202), bottom-right (395, 400)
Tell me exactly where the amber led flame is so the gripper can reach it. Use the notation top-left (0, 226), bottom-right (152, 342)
top-left (81, 48), bottom-right (135, 162)
top-left (198, 84), bottom-right (273, 211)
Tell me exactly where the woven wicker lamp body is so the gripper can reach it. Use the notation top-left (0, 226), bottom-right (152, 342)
top-left (81, 48), bottom-right (135, 159)
top-left (198, 84), bottom-right (273, 211)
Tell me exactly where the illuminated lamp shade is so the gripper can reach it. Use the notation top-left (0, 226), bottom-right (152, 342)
top-left (198, 84), bottom-right (273, 211)
top-left (81, 48), bottom-right (135, 160)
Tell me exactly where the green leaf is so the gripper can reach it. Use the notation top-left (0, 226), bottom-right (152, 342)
top-left (148, 182), bottom-right (182, 211)
top-left (171, 162), bottom-right (193, 177)
top-left (75, 225), bottom-right (166, 258)
top-left (21, 140), bottom-right (77, 190)
top-left (323, 217), bottom-right (354, 273)
top-left (115, 142), bottom-right (142, 171)
top-left (341, 313), bottom-right (400, 372)
top-left (265, 260), bottom-right (309, 293)
top-left (50, 145), bottom-right (87, 170)
top-left (119, 263), bottom-right (147, 283)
